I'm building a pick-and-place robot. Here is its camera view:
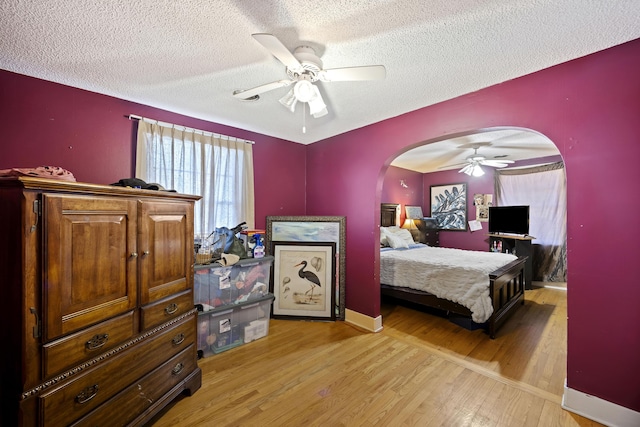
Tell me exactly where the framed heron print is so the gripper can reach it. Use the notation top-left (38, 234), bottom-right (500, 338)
top-left (271, 241), bottom-right (336, 321)
top-left (266, 216), bottom-right (345, 320)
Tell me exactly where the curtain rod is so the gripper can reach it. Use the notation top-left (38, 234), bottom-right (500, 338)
top-left (128, 114), bottom-right (254, 144)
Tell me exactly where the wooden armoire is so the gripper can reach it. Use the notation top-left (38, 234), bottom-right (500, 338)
top-left (0, 177), bottom-right (202, 426)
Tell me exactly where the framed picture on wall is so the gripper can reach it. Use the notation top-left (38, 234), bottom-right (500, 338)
top-left (474, 193), bottom-right (493, 222)
top-left (430, 183), bottom-right (467, 231)
top-left (271, 241), bottom-right (336, 321)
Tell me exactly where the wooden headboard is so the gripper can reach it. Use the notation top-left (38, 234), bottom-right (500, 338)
top-left (381, 203), bottom-right (399, 227)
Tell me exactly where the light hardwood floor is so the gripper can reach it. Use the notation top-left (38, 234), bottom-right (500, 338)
top-left (148, 287), bottom-right (602, 426)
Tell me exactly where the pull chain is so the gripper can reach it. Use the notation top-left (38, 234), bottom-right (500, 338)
top-left (302, 102), bottom-right (307, 133)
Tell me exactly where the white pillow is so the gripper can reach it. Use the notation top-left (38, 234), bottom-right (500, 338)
top-left (380, 226), bottom-right (399, 246)
top-left (386, 232), bottom-right (409, 249)
top-left (380, 227), bottom-right (389, 246)
top-left (395, 228), bottom-right (415, 245)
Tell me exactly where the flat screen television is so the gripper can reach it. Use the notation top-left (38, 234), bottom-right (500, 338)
top-left (488, 205), bottom-right (530, 236)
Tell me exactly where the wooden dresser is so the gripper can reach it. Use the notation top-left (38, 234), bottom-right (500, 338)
top-left (0, 177), bottom-right (202, 426)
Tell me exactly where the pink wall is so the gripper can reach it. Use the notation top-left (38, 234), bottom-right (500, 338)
top-left (0, 70), bottom-right (307, 229)
top-left (307, 39), bottom-right (640, 412)
top-left (381, 166), bottom-right (423, 225)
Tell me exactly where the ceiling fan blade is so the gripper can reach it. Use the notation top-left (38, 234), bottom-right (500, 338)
top-left (319, 65), bottom-right (386, 82)
top-left (233, 79), bottom-right (293, 100)
top-left (252, 33), bottom-right (303, 73)
top-left (438, 162), bottom-right (468, 169)
top-left (481, 160), bottom-right (515, 167)
top-left (459, 164), bottom-right (473, 174)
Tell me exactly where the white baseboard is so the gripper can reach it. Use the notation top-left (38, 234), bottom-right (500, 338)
top-left (562, 380), bottom-right (640, 427)
top-left (345, 309), bottom-right (383, 332)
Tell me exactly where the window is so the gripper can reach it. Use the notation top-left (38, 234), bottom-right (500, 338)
top-left (135, 119), bottom-right (255, 236)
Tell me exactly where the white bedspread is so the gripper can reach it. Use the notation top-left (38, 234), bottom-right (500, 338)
top-left (380, 244), bottom-right (517, 323)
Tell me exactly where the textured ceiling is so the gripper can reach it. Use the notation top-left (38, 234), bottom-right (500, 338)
top-left (1, 0), bottom-right (639, 156)
top-left (391, 128), bottom-right (560, 173)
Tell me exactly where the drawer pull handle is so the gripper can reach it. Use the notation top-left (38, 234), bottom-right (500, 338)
top-left (165, 303), bottom-right (178, 315)
top-left (75, 384), bottom-right (99, 404)
top-left (172, 333), bottom-right (185, 346)
top-left (171, 363), bottom-right (184, 376)
top-left (85, 333), bottom-right (109, 351)
top-left (130, 252), bottom-right (138, 258)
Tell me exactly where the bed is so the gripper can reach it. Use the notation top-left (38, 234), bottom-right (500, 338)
top-left (380, 203), bottom-right (526, 338)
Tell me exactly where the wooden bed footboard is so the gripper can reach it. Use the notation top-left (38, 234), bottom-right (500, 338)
top-left (487, 256), bottom-right (526, 338)
top-left (381, 256), bottom-right (527, 339)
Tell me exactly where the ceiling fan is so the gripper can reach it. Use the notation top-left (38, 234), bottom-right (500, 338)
top-left (233, 33), bottom-right (386, 125)
top-left (442, 145), bottom-right (515, 176)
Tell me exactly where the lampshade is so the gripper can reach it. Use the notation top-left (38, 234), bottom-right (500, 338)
top-left (279, 88), bottom-right (297, 112)
top-left (307, 85), bottom-right (328, 117)
top-left (402, 218), bottom-right (418, 229)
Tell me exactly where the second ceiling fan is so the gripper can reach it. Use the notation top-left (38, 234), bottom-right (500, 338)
top-left (233, 33), bottom-right (386, 121)
top-left (443, 145), bottom-right (515, 176)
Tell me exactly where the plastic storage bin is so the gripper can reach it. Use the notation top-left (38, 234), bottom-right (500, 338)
top-left (197, 293), bottom-right (274, 357)
top-left (194, 256), bottom-right (273, 310)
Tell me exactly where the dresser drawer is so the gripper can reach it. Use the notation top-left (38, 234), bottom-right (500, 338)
top-left (140, 289), bottom-right (194, 330)
top-left (43, 311), bottom-right (137, 379)
top-left (70, 345), bottom-right (198, 427)
top-left (39, 313), bottom-right (196, 426)
top-left (423, 230), bottom-right (439, 246)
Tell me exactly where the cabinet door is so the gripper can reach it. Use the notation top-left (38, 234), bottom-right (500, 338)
top-left (138, 200), bottom-right (194, 305)
top-left (43, 195), bottom-right (138, 341)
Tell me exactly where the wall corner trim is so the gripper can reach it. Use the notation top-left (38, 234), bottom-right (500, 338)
top-left (562, 380), bottom-right (640, 427)
top-left (345, 309), bottom-right (383, 332)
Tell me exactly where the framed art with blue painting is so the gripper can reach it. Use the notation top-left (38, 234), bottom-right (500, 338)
top-left (430, 183), bottom-right (467, 231)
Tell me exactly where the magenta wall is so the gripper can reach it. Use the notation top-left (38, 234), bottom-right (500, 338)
top-left (381, 166), bottom-right (423, 225)
top-left (307, 39), bottom-right (640, 412)
top-left (0, 70), bottom-right (306, 229)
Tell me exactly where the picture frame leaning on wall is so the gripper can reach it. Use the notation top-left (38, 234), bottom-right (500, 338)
top-left (270, 241), bottom-right (336, 321)
top-left (266, 216), bottom-right (346, 320)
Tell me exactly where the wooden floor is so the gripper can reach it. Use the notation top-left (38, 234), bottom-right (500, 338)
top-left (148, 287), bottom-right (602, 427)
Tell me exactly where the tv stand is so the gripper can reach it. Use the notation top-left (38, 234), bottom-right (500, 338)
top-left (488, 233), bottom-right (534, 289)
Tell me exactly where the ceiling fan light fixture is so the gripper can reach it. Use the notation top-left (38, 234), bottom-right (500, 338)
top-left (308, 85), bottom-right (327, 117)
top-left (279, 88), bottom-right (297, 112)
top-left (238, 34), bottom-right (386, 123)
top-left (312, 107), bottom-right (328, 118)
top-left (293, 80), bottom-right (314, 102)
top-left (471, 163), bottom-right (485, 177)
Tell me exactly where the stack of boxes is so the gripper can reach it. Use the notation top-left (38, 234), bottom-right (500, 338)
top-left (194, 256), bottom-right (274, 357)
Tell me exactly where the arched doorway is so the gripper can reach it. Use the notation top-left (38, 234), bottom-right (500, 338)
top-left (380, 127), bottom-right (566, 283)
top-left (375, 126), bottom-right (569, 398)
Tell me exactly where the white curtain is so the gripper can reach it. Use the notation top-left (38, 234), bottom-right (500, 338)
top-left (136, 120), bottom-right (255, 236)
top-left (495, 162), bottom-right (567, 282)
